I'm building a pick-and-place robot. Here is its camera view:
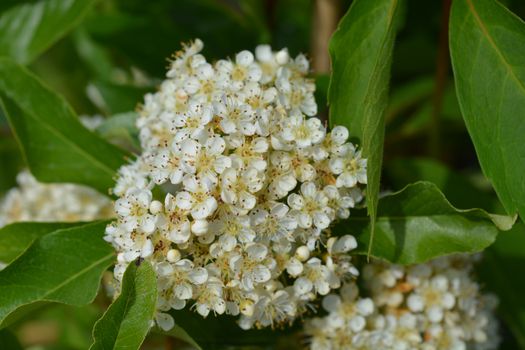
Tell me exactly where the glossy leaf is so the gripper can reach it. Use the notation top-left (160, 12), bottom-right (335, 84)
top-left (90, 260), bottom-right (157, 350)
top-left (0, 221), bottom-right (114, 328)
top-left (329, 0), bottom-right (404, 255)
top-left (0, 222), bottom-right (81, 265)
top-left (479, 222), bottom-right (525, 348)
top-left (0, 0), bottom-right (97, 64)
top-left (450, 0), bottom-right (525, 221)
top-left (0, 58), bottom-right (128, 195)
top-left (335, 182), bottom-right (515, 264)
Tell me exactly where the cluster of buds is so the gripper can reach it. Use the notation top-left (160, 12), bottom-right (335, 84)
top-left (104, 40), bottom-right (367, 330)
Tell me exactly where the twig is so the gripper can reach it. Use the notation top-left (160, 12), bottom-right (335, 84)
top-left (311, 0), bottom-right (340, 74)
top-left (311, 0), bottom-right (341, 124)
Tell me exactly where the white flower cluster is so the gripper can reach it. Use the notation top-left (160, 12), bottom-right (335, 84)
top-left (305, 255), bottom-right (500, 350)
top-left (0, 171), bottom-right (113, 227)
top-left (104, 39), bottom-right (367, 330)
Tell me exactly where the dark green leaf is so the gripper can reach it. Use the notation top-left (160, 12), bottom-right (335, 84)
top-left (73, 27), bottom-right (114, 79)
top-left (0, 137), bottom-right (22, 194)
top-left (386, 76), bottom-right (434, 123)
top-left (157, 324), bottom-right (203, 350)
top-left (90, 260), bottom-right (156, 350)
top-left (0, 222), bottom-right (82, 265)
top-left (329, 0), bottom-right (404, 256)
top-left (167, 310), bottom-right (299, 349)
top-left (479, 222), bottom-right (525, 348)
top-left (335, 182), bottom-right (515, 264)
top-left (88, 81), bottom-right (151, 116)
top-left (385, 157), bottom-right (503, 213)
top-left (0, 329), bottom-right (23, 350)
top-left (0, 58), bottom-right (128, 195)
top-left (0, 0), bottom-right (97, 64)
top-left (0, 221), bottom-right (115, 328)
top-left (96, 112), bottom-right (140, 151)
top-left (450, 0), bottom-right (525, 221)
top-left (85, 0), bottom-right (259, 77)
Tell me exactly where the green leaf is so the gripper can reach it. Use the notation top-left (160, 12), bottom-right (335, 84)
top-left (478, 222), bottom-right (525, 348)
top-left (329, 0), bottom-right (404, 256)
top-left (0, 58), bottom-right (128, 195)
top-left (88, 81), bottom-right (151, 116)
top-left (386, 76), bottom-right (434, 123)
top-left (166, 310), bottom-right (297, 349)
top-left (90, 260), bottom-right (156, 350)
top-left (0, 0), bottom-right (97, 64)
top-left (335, 182), bottom-right (515, 264)
top-left (157, 325), bottom-right (203, 350)
top-left (73, 27), bottom-right (114, 79)
top-left (0, 137), bottom-right (22, 194)
top-left (0, 221), bottom-right (115, 328)
top-left (385, 157), bottom-right (503, 213)
top-left (0, 222), bottom-right (82, 265)
top-left (0, 329), bottom-right (23, 350)
top-left (450, 0), bottom-right (525, 221)
top-left (96, 112), bottom-right (140, 150)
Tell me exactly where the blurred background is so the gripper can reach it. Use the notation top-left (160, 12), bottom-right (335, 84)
top-left (1, 0), bottom-right (525, 349)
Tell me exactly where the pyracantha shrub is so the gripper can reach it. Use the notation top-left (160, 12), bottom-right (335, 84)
top-left (305, 254), bottom-right (500, 350)
top-left (104, 40), bottom-right (367, 330)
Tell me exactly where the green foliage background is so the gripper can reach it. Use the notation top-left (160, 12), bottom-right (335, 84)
top-left (0, 0), bottom-right (525, 349)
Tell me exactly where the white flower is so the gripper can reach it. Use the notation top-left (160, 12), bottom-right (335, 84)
top-left (115, 189), bottom-right (156, 233)
top-left (216, 50), bottom-right (262, 91)
top-left (119, 227), bottom-right (155, 261)
top-left (294, 257), bottom-right (336, 296)
top-left (329, 144), bottom-right (367, 188)
top-left (250, 203), bottom-right (297, 242)
top-left (230, 243), bottom-right (273, 291)
top-left (145, 148), bottom-right (184, 185)
top-left (180, 136), bottom-right (231, 184)
top-left (172, 100), bottom-right (213, 140)
top-left (210, 214), bottom-right (255, 251)
top-left (279, 114), bottom-right (325, 148)
top-left (167, 39), bottom-right (204, 78)
top-left (288, 182), bottom-right (331, 230)
top-left (214, 95), bottom-right (256, 135)
top-left (254, 44), bottom-right (289, 83)
top-left (240, 289), bottom-right (295, 329)
top-left (275, 63), bottom-right (317, 116)
top-left (160, 259), bottom-right (208, 309)
top-left (221, 168), bottom-right (264, 213)
top-left (194, 277), bottom-right (226, 317)
top-left (323, 185), bottom-right (357, 220)
top-left (113, 162), bottom-right (149, 196)
top-left (228, 134), bottom-right (268, 171)
top-left (159, 194), bottom-right (191, 243)
top-left (176, 176), bottom-right (217, 220)
top-left (406, 275), bottom-right (456, 323)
